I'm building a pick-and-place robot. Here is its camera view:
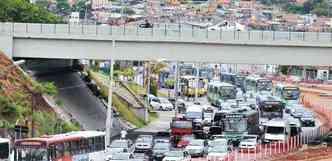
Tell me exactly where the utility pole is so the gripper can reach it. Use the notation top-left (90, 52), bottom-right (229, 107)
top-left (195, 62), bottom-right (199, 102)
top-left (174, 61), bottom-right (179, 115)
top-left (105, 59), bottom-right (114, 147)
top-left (145, 61), bottom-right (150, 123)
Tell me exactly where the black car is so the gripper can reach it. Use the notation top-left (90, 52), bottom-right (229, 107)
top-left (139, 22), bottom-right (153, 28)
top-left (300, 113), bottom-right (315, 127)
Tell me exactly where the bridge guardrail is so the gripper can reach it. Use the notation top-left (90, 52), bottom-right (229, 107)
top-left (1, 22), bottom-right (332, 43)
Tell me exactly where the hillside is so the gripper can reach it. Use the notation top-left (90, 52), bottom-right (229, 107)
top-left (0, 51), bottom-right (79, 136)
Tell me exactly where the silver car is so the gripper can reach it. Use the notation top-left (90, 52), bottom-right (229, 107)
top-left (184, 139), bottom-right (206, 157)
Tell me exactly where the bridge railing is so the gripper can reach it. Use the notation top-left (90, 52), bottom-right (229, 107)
top-left (1, 22), bottom-right (332, 43)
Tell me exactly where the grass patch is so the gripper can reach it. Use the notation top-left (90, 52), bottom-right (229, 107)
top-left (127, 81), bottom-right (146, 95)
top-left (88, 70), bottom-right (146, 128)
top-left (112, 94), bottom-right (145, 128)
top-left (149, 111), bottom-right (158, 122)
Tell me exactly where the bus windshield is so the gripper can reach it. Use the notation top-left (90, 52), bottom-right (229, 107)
top-left (257, 80), bottom-right (272, 91)
top-left (0, 142), bottom-right (9, 159)
top-left (260, 102), bottom-right (283, 117)
top-left (15, 147), bottom-right (48, 161)
top-left (219, 87), bottom-right (236, 99)
top-left (283, 88), bottom-right (300, 100)
top-left (223, 117), bottom-right (247, 132)
top-left (171, 120), bottom-right (192, 128)
top-left (266, 126), bottom-right (285, 134)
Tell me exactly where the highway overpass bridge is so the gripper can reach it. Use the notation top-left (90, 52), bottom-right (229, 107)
top-left (1, 22), bottom-right (332, 65)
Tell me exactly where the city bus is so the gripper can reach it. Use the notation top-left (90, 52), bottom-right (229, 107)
top-left (170, 117), bottom-right (193, 136)
top-left (207, 82), bottom-right (237, 107)
top-left (14, 131), bottom-right (105, 161)
top-left (213, 108), bottom-right (259, 145)
top-left (0, 138), bottom-right (10, 161)
top-left (274, 84), bottom-right (300, 104)
top-left (180, 75), bottom-right (208, 97)
top-left (257, 96), bottom-right (284, 123)
top-left (220, 72), bottom-right (237, 85)
top-left (245, 76), bottom-right (272, 94)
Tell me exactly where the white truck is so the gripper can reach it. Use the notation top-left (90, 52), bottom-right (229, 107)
top-left (262, 119), bottom-right (290, 143)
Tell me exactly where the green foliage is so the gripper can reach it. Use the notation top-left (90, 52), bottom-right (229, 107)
top-left (312, 0), bottom-right (329, 16)
top-left (33, 111), bottom-right (80, 135)
top-left (150, 79), bottom-right (158, 96)
top-left (56, 0), bottom-right (71, 15)
top-left (286, 4), bottom-right (305, 14)
top-left (112, 94), bottom-right (145, 128)
top-left (35, 0), bottom-right (50, 9)
top-left (72, 0), bottom-right (90, 18)
top-left (121, 67), bottom-right (135, 78)
top-left (0, 0), bottom-right (62, 23)
top-left (61, 121), bottom-right (81, 132)
top-left (164, 79), bottom-right (175, 89)
top-left (32, 81), bottom-right (57, 96)
top-left (56, 99), bottom-right (64, 107)
top-left (280, 65), bottom-right (289, 75)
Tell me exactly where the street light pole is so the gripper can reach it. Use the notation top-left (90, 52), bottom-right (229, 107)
top-left (105, 59), bottom-right (114, 147)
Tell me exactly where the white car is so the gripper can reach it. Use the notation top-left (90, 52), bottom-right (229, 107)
top-left (162, 151), bottom-right (191, 161)
top-left (107, 152), bottom-right (134, 161)
top-left (207, 139), bottom-right (228, 161)
top-left (150, 97), bottom-right (173, 111)
top-left (239, 135), bottom-right (259, 153)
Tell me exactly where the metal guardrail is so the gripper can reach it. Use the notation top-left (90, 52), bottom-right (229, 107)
top-left (1, 22), bottom-right (332, 43)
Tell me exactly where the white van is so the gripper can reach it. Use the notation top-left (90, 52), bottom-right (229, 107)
top-left (262, 119), bottom-right (290, 143)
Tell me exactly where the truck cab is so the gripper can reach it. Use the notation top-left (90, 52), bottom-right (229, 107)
top-left (262, 119), bottom-right (290, 143)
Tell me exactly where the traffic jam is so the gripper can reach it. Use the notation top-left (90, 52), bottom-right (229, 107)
top-left (106, 72), bottom-right (322, 161)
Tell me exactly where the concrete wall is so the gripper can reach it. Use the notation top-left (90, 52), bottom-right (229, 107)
top-left (11, 37), bottom-right (332, 66)
top-left (0, 36), bottom-right (12, 58)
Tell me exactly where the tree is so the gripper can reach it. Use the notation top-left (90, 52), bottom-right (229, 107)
top-left (72, 0), bottom-right (90, 18)
top-left (0, 0), bottom-right (61, 23)
top-left (312, 0), bottom-right (329, 16)
top-left (35, 0), bottom-right (50, 9)
top-left (56, 0), bottom-right (71, 15)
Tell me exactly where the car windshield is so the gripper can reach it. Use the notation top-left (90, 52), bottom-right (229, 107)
top-left (189, 140), bottom-right (204, 146)
top-left (153, 143), bottom-right (169, 150)
top-left (186, 112), bottom-right (202, 119)
top-left (165, 151), bottom-right (183, 157)
top-left (302, 113), bottom-right (314, 118)
top-left (112, 153), bottom-right (130, 160)
top-left (209, 140), bottom-right (227, 147)
top-left (295, 109), bottom-right (307, 113)
top-left (15, 147), bottom-right (48, 161)
top-left (111, 141), bottom-right (128, 148)
top-left (160, 99), bottom-right (169, 104)
top-left (266, 126), bottom-right (284, 134)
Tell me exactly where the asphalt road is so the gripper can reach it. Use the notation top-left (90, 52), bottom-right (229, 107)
top-left (36, 71), bottom-right (123, 136)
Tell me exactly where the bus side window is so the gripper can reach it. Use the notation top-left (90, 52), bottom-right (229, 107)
top-left (48, 145), bottom-right (56, 159)
top-left (64, 142), bottom-right (71, 156)
top-left (88, 138), bottom-right (94, 152)
top-left (70, 141), bottom-right (79, 155)
top-left (55, 143), bottom-right (64, 158)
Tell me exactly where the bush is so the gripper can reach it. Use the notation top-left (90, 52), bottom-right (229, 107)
top-left (164, 79), bottom-right (175, 89)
